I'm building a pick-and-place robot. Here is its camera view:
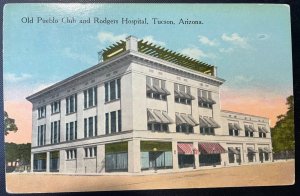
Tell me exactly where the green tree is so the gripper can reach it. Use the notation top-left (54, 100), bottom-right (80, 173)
top-left (5, 142), bottom-right (18, 166)
top-left (271, 95), bottom-right (294, 152)
top-left (4, 111), bottom-right (18, 135)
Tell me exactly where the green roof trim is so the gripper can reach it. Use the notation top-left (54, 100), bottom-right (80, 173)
top-left (102, 38), bottom-right (215, 75)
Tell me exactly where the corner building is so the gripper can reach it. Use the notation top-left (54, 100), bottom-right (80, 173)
top-left (27, 36), bottom-right (272, 174)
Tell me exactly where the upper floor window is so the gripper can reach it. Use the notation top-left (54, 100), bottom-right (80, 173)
top-left (38, 106), bottom-right (46, 119)
top-left (175, 113), bottom-right (198, 133)
top-left (66, 94), bottom-right (77, 114)
top-left (174, 84), bottom-right (195, 105)
top-left (84, 116), bottom-right (97, 138)
top-left (105, 78), bottom-right (120, 102)
top-left (84, 86), bottom-right (97, 109)
top-left (51, 120), bottom-right (60, 144)
top-left (146, 76), bottom-right (170, 100)
top-left (228, 122), bottom-right (242, 136)
top-left (198, 90), bottom-right (216, 108)
top-left (244, 125), bottom-right (254, 137)
top-left (147, 109), bottom-right (174, 132)
top-left (258, 126), bottom-right (267, 138)
top-left (84, 146), bottom-right (97, 158)
top-left (37, 124), bottom-right (46, 146)
top-left (51, 100), bottom-right (60, 114)
top-left (66, 149), bottom-right (77, 160)
top-left (199, 116), bottom-right (220, 135)
top-left (66, 121), bottom-right (77, 141)
top-left (105, 110), bottom-right (121, 134)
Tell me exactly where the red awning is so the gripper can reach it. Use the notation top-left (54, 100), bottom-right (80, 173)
top-left (177, 143), bottom-right (194, 155)
top-left (198, 142), bottom-right (227, 154)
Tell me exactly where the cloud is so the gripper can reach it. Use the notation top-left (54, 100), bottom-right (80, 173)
top-left (4, 73), bottom-right (32, 83)
top-left (62, 48), bottom-right (95, 65)
top-left (198, 35), bottom-right (218, 46)
top-left (97, 32), bottom-right (127, 43)
top-left (221, 33), bottom-right (250, 49)
top-left (234, 75), bottom-right (254, 83)
top-left (142, 35), bottom-right (166, 46)
top-left (219, 47), bottom-right (234, 53)
top-left (180, 46), bottom-right (216, 59)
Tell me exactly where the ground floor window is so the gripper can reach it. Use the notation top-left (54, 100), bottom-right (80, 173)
top-left (264, 153), bottom-right (269, 161)
top-left (178, 155), bottom-right (194, 168)
top-left (50, 151), bottom-right (59, 172)
top-left (33, 153), bottom-right (46, 172)
top-left (199, 154), bottom-right (221, 167)
top-left (228, 152), bottom-right (235, 163)
top-left (105, 142), bottom-right (128, 172)
top-left (140, 141), bottom-right (173, 170)
top-left (259, 151), bottom-right (264, 162)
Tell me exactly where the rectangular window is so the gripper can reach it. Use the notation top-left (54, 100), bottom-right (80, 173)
top-left (70, 122), bottom-right (74, 140)
top-left (37, 124), bottom-right (46, 146)
top-left (66, 149), bottom-right (77, 160)
top-left (51, 121), bottom-right (60, 144)
top-left (66, 94), bottom-right (77, 114)
top-left (174, 83), bottom-right (193, 105)
top-left (84, 118), bottom-right (87, 138)
top-left (38, 106), bottom-right (46, 119)
top-left (84, 86), bottom-right (97, 109)
top-left (88, 117), bottom-right (93, 137)
top-left (105, 110), bottom-right (121, 134)
top-left (94, 116), bottom-right (98, 136)
top-left (84, 116), bottom-right (97, 138)
top-left (84, 147), bottom-right (97, 158)
top-left (51, 101), bottom-right (60, 114)
top-left (105, 113), bottom-right (109, 134)
top-left (118, 110), bottom-right (121, 132)
top-left (146, 76), bottom-right (169, 101)
top-left (105, 78), bottom-right (121, 102)
top-left (111, 111), bottom-right (116, 133)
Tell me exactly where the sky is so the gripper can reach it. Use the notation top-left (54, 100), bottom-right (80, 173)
top-left (3, 4), bottom-right (293, 144)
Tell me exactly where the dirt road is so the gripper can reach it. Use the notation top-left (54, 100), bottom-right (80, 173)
top-left (6, 160), bottom-right (294, 193)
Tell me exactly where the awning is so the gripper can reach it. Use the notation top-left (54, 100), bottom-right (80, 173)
top-left (258, 127), bottom-right (267, 133)
top-left (228, 123), bottom-right (235, 130)
top-left (207, 97), bottom-right (216, 104)
top-left (203, 117), bottom-right (220, 128)
top-left (161, 87), bottom-right (171, 95)
top-left (199, 118), bottom-right (209, 128)
top-left (177, 143), bottom-right (194, 155)
top-left (234, 123), bottom-right (242, 130)
top-left (249, 126), bottom-right (257, 132)
top-left (147, 109), bottom-right (161, 123)
top-left (198, 96), bottom-right (216, 104)
top-left (263, 147), bottom-right (272, 153)
top-left (245, 125), bottom-right (254, 132)
top-left (175, 90), bottom-right (194, 100)
top-left (153, 85), bottom-right (166, 94)
top-left (228, 147), bottom-right (240, 154)
top-left (247, 147), bottom-right (257, 153)
top-left (153, 110), bottom-right (171, 124)
top-left (262, 127), bottom-right (269, 133)
top-left (146, 84), bottom-right (156, 93)
top-left (176, 113), bottom-right (198, 126)
top-left (162, 111), bottom-right (174, 123)
top-left (198, 142), bottom-right (227, 154)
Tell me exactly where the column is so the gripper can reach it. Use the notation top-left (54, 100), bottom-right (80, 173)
top-left (46, 151), bottom-right (50, 172)
top-left (128, 139), bottom-right (141, 173)
top-left (172, 141), bottom-right (179, 170)
top-left (254, 143), bottom-right (260, 163)
top-left (97, 144), bottom-right (105, 173)
top-left (242, 143), bottom-right (248, 163)
top-left (166, 81), bottom-right (176, 132)
top-left (76, 148), bottom-right (85, 173)
top-left (126, 36), bottom-right (138, 51)
top-left (59, 150), bottom-right (65, 173)
top-left (193, 141), bottom-right (199, 168)
top-left (30, 153), bottom-right (34, 172)
top-left (191, 87), bottom-right (200, 134)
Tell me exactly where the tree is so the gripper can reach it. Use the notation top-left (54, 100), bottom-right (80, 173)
top-left (4, 111), bottom-right (18, 135)
top-left (271, 95), bottom-right (294, 153)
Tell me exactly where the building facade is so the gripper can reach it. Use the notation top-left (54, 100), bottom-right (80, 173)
top-left (26, 36), bottom-right (272, 174)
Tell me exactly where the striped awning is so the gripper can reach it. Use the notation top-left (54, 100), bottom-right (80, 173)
top-left (258, 127), bottom-right (267, 133)
top-left (199, 96), bottom-right (216, 104)
top-left (153, 85), bottom-right (166, 94)
top-left (262, 127), bottom-right (269, 133)
top-left (234, 123), bottom-right (242, 130)
top-left (148, 109), bottom-right (174, 124)
top-left (176, 113), bottom-right (198, 126)
top-left (245, 125), bottom-right (254, 132)
top-left (198, 142), bottom-right (227, 154)
top-left (203, 117), bottom-right (220, 128)
top-left (199, 118), bottom-right (209, 128)
top-left (228, 147), bottom-right (240, 154)
top-left (177, 143), bottom-right (194, 155)
top-left (247, 147), bottom-right (257, 153)
top-left (175, 90), bottom-right (195, 100)
top-left (263, 147), bottom-right (272, 153)
top-left (249, 126), bottom-right (257, 132)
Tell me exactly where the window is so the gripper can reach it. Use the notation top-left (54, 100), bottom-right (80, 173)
top-left (51, 121), bottom-right (60, 144)
top-left (244, 125), bottom-right (254, 137)
top-left (38, 106), bottom-right (46, 119)
top-left (147, 109), bottom-right (173, 132)
top-left (66, 94), bottom-right (77, 114)
top-left (84, 116), bottom-right (97, 138)
top-left (105, 78), bottom-right (121, 102)
top-left (176, 124), bottom-right (193, 133)
top-left (200, 127), bottom-right (215, 135)
top-left (105, 110), bottom-right (122, 134)
top-left (66, 149), bottom-right (77, 160)
top-left (258, 126), bottom-right (267, 138)
top-left (228, 122), bottom-right (241, 136)
top-left (66, 121), bottom-right (77, 141)
top-left (84, 146), bottom-right (97, 158)
top-left (199, 116), bottom-right (219, 135)
top-left (198, 89), bottom-right (216, 108)
top-left (37, 124), bottom-right (46, 146)
top-left (174, 84), bottom-right (194, 105)
top-left (51, 101), bottom-right (60, 114)
top-left (84, 86), bottom-right (97, 109)
top-left (146, 76), bottom-right (170, 100)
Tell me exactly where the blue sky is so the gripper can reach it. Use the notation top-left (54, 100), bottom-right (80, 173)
top-left (3, 4), bottom-right (293, 101)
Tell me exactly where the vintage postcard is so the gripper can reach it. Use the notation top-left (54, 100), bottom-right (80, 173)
top-left (3, 3), bottom-right (294, 193)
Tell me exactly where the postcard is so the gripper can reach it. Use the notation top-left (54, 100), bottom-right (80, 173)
top-left (3, 3), bottom-right (294, 193)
